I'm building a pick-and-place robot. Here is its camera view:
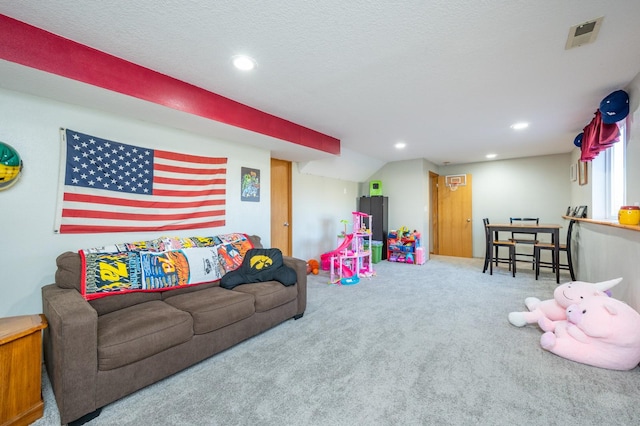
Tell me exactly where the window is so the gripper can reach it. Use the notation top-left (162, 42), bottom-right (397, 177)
top-left (604, 121), bottom-right (627, 219)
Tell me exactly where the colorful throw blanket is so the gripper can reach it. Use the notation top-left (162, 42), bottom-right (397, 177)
top-left (79, 233), bottom-right (253, 300)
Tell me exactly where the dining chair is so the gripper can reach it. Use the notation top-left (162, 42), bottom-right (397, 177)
top-left (534, 219), bottom-right (576, 281)
top-left (509, 217), bottom-right (539, 269)
top-left (482, 218), bottom-right (516, 277)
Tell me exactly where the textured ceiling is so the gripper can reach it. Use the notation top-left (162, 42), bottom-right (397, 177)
top-left (1, 1), bottom-right (640, 173)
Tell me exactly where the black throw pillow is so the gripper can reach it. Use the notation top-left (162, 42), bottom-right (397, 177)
top-left (220, 248), bottom-right (296, 289)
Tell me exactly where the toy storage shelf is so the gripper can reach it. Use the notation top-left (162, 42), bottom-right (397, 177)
top-left (358, 196), bottom-right (388, 260)
top-left (387, 231), bottom-right (423, 264)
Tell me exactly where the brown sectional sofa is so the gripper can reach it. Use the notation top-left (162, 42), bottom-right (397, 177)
top-left (41, 236), bottom-right (307, 425)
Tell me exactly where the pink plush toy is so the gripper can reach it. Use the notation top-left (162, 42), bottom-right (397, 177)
top-left (538, 294), bottom-right (640, 370)
top-left (508, 278), bottom-right (622, 327)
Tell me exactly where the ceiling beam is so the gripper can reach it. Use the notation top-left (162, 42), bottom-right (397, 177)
top-left (0, 14), bottom-right (340, 155)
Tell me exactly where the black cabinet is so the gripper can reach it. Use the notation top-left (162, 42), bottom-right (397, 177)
top-left (358, 196), bottom-right (389, 260)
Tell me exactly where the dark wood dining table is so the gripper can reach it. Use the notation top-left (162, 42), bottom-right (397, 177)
top-left (487, 223), bottom-right (562, 283)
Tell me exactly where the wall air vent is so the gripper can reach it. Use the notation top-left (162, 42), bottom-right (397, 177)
top-left (565, 17), bottom-right (604, 49)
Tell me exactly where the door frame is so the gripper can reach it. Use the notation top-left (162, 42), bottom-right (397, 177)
top-left (435, 173), bottom-right (473, 258)
top-left (270, 158), bottom-right (292, 256)
top-left (429, 171), bottom-right (439, 255)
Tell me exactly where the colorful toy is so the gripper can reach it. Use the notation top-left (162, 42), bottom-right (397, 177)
top-left (339, 219), bottom-right (349, 238)
top-left (341, 276), bottom-right (360, 285)
top-left (320, 234), bottom-right (353, 271)
top-left (307, 259), bottom-right (319, 275)
top-left (508, 278), bottom-right (622, 327)
top-left (538, 295), bottom-right (640, 370)
top-left (322, 212), bottom-right (374, 284)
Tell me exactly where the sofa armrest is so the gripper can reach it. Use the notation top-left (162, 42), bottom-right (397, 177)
top-left (42, 284), bottom-right (99, 424)
top-left (283, 256), bottom-right (307, 316)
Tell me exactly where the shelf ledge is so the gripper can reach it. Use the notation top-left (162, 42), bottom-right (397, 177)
top-left (563, 215), bottom-right (640, 232)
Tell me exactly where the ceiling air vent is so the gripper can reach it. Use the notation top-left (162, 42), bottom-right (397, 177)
top-left (565, 16), bottom-right (604, 49)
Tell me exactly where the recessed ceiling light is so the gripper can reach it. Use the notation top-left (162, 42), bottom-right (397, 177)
top-left (510, 122), bottom-right (529, 130)
top-left (394, 142), bottom-right (406, 149)
top-left (486, 154), bottom-right (497, 159)
top-left (232, 55), bottom-right (257, 71)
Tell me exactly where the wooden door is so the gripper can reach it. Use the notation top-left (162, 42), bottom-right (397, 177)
top-left (270, 158), bottom-right (292, 255)
top-left (437, 174), bottom-right (473, 257)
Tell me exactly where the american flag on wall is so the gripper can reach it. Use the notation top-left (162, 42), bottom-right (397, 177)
top-left (54, 128), bottom-right (227, 234)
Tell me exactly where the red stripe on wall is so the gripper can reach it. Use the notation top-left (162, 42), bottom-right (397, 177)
top-left (155, 150), bottom-right (230, 164)
top-left (153, 176), bottom-right (225, 186)
top-left (0, 14), bottom-right (340, 155)
top-left (151, 188), bottom-right (226, 197)
top-left (153, 163), bottom-right (226, 175)
top-left (62, 193), bottom-right (225, 208)
top-left (61, 208), bottom-right (225, 221)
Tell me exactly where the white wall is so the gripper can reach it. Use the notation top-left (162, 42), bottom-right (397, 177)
top-left (361, 158), bottom-right (435, 247)
top-left (626, 71), bottom-right (640, 205)
top-left (574, 223), bottom-right (640, 311)
top-left (570, 70), bottom-right (640, 312)
top-left (0, 88), bottom-right (272, 317)
top-left (292, 167), bottom-right (360, 261)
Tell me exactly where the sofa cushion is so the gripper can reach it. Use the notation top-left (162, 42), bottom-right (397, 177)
top-left (90, 292), bottom-right (162, 316)
top-left (163, 287), bottom-right (255, 334)
top-left (231, 281), bottom-right (298, 312)
top-left (97, 300), bottom-right (193, 370)
top-left (159, 281), bottom-right (218, 299)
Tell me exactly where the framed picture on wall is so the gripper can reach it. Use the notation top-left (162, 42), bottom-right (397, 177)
top-left (570, 163), bottom-right (577, 182)
top-left (581, 205), bottom-right (588, 218)
top-left (578, 161), bottom-right (588, 186)
top-left (240, 167), bottom-right (260, 202)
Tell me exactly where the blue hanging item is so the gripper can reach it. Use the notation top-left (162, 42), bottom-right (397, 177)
top-left (573, 133), bottom-right (583, 148)
top-left (599, 90), bottom-right (629, 124)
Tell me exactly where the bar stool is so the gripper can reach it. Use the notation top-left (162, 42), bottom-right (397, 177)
top-left (509, 217), bottom-right (539, 269)
top-left (483, 218), bottom-right (516, 277)
top-left (534, 219), bottom-right (576, 281)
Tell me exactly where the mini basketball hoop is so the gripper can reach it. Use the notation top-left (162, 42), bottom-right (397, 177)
top-left (445, 174), bottom-right (466, 191)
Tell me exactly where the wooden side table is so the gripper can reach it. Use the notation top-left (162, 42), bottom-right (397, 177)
top-left (0, 314), bottom-right (48, 426)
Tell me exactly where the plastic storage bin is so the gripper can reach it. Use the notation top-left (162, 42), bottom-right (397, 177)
top-left (371, 240), bottom-right (383, 263)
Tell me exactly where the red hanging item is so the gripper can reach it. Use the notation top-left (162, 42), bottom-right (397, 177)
top-left (580, 110), bottom-right (620, 162)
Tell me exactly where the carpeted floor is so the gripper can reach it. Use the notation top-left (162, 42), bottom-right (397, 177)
top-left (33, 256), bottom-right (640, 425)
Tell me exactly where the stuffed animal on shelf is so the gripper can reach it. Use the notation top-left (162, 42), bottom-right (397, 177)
top-left (508, 278), bottom-right (622, 327)
top-left (307, 259), bottom-right (319, 275)
top-left (538, 294), bottom-right (640, 370)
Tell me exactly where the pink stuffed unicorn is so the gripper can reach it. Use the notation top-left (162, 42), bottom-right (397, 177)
top-left (538, 294), bottom-right (640, 370)
top-left (508, 278), bottom-right (622, 327)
